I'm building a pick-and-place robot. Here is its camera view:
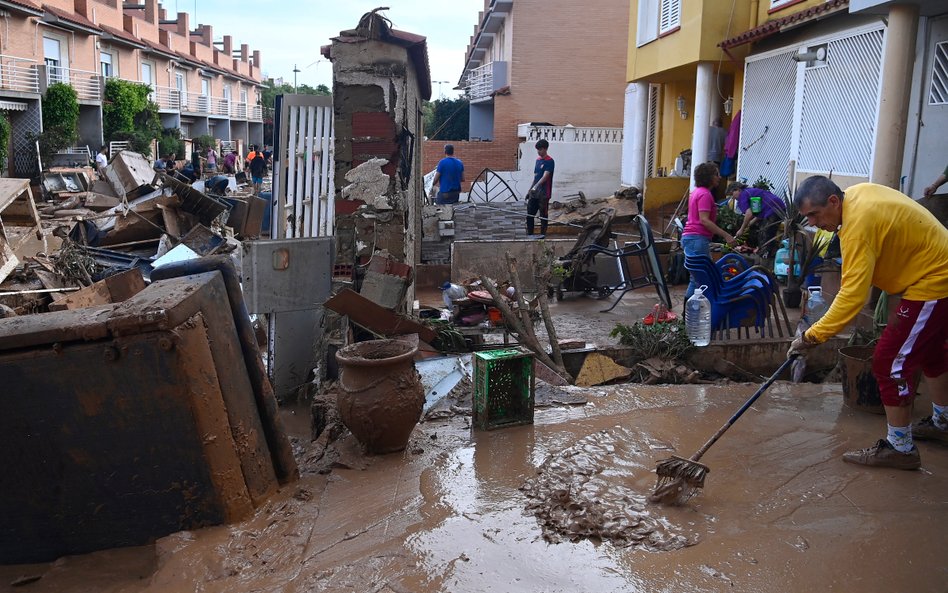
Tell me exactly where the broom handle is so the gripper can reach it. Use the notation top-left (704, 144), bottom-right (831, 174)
top-left (690, 356), bottom-right (798, 463)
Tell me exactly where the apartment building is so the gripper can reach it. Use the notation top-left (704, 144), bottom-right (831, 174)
top-left (0, 0), bottom-right (264, 176)
top-left (441, 0), bottom-right (629, 200)
top-left (623, 0), bottom-right (947, 201)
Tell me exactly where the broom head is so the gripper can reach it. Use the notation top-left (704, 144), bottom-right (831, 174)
top-left (649, 455), bottom-right (710, 506)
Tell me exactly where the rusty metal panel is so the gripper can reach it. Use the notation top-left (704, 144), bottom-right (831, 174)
top-left (240, 237), bottom-right (333, 314)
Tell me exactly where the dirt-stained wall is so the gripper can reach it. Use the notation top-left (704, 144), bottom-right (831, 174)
top-left (329, 14), bottom-right (428, 307)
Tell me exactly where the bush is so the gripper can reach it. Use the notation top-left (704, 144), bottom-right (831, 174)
top-left (111, 130), bottom-right (154, 156)
top-left (0, 113), bottom-right (9, 173)
top-left (610, 320), bottom-right (693, 362)
top-left (42, 82), bottom-right (79, 135)
top-left (192, 134), bottom-right (215, 152)
top-left (158, 128), bottom-right (185, 159)
top-left (103, 78), bottom-right (160, 143)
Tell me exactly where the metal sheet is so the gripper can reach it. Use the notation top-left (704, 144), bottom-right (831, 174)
top-left (240, 237), bottom-right (333, 314)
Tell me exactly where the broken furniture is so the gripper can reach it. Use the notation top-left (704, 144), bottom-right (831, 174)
top-left (592, 214), bottom-right (673, 313)
top-left (0, 264), bottom-right (297, 564)
top-left (0, 178), bottom-right (43, 285)
top-left (548, 208), bottom-right (619, 301)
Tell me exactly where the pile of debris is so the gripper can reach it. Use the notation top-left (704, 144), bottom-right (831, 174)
top-left (0, 151), bottom-right (266, 316)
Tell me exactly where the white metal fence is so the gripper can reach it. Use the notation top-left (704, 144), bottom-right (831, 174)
top-left (0, 59), bottom-right (39, 94)
top-left (521, 124), bottom-right (623, 144)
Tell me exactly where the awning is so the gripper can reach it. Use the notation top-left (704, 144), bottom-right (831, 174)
top-left (0, 100), bottom-right (29, 112)
top-left (719, 0), bottom-right (849, 50)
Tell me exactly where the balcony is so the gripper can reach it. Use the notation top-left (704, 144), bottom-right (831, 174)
top-left (518, 124), bottom-right (623, 144)
top-left (152, 86), bottom-right (181, 111)
top-left (0, 58), bottom-right (40, 94)
top-left (465, 61), bottom-right (507, 102)
top-left (250, 105), bottom-right (262, 121)
top-left (46, 67), bottom-right (101, 102)
top-left (229, 101), bottom-right (248, 119)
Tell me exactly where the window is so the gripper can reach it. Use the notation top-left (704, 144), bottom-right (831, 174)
top-left (222, 84), bottom-right (231, 101)
top-left (930, 41), bottom-right (948, 105)
top-left (659, 0), bottom-right (681, 36)
top-left (43, 36), bottom-right (66, 82)
top-left (636, 0), bottom-right (679, 46)
top-left (141, 61), bottom-right (154, 86)
top-left (100, 52), bottom-right (114, 78)
top-left (240, 89), bottom-right (248, 104)
top-left (770, 0), bottom-right (798, 9)
top-left (201, 78), bottom-right (210, 96)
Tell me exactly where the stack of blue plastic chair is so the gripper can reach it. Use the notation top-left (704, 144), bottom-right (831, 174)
top-left (684, 254), bottom-right (775, 335)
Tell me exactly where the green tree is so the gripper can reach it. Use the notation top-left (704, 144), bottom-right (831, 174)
top-left (259, 79), bottom-right (330, 143)
top-left (103, 78), bottom-right (161, 153)
top-left (33, 82), bottom-right (80, 168)
top-left (425, 97), bottom-right (469, 140)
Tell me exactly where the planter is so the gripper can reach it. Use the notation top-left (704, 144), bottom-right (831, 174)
top-left (782, 286), bottom-right (802, 309)
top-left (335, 339), bottom-right (424, 454)
top-left (838, 345), bottom-right (885, 415)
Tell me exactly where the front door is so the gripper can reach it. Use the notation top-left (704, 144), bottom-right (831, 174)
top-left (910, 15), bottom-right (948, 197)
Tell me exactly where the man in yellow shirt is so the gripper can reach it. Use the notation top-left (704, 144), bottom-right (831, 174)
top-left (789, 176), bottom-right (948, 470)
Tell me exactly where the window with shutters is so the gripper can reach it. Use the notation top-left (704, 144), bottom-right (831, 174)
top-left (659, 0), bottom-right (680, 36)
top-left (770, 0), bottom-right (799, 10)
top-left (637, 0), bottom-right (679, 46)
top-left (930, 41), bottom-right (948, 105)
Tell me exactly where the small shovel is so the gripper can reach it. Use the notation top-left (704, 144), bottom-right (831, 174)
top-left (649, 355), bottom-right (798, 506)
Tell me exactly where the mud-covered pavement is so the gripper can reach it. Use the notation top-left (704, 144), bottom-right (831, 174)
top-left (3, 379), bottom-right (945, 593)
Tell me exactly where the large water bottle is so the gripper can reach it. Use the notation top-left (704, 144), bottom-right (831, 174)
top-left (805, 286), bottom-right (828, 324)
top-left (686, 285), bottom-right (712, 346)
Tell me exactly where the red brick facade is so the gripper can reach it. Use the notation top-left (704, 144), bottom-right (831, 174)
top-left (422, 139), bottom-right (520, 191)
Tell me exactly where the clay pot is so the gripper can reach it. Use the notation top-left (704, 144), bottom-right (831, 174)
top-left (335, 339), bottom-right (424, 454)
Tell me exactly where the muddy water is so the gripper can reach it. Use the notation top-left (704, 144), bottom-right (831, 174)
top-left (2, 383), bottom-right (946, 592)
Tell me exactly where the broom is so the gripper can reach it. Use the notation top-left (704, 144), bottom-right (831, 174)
top-left (650, 355), bottom-right (798, 505)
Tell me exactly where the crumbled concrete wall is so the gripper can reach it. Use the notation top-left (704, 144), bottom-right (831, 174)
top-left (330, 22), bottom-right (426, 310)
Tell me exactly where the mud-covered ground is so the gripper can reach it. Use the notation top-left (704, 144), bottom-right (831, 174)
top-left (3, 380), bottom-right (946, 593)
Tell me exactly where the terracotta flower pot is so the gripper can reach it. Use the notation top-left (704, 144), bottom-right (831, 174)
top-left (335, 339), bottom-right (424, 454)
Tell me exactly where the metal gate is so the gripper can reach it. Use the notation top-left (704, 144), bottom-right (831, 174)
top-left (739, 50), bottom-right (796, 197)
top-left (741, 24), bottom-right (885, 195)
top-left (271, 94), bottom-right (335, 239)
top-left (253, 93), bottom-right (335, 399)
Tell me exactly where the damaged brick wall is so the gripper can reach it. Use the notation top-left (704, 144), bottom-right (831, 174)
top-left (328, 13), bottom-right (427, 309)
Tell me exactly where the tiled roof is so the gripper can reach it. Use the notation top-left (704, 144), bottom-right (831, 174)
top-left (99, 24), bottom-right (146, 48)
top-left (0, 0), bottom-right (43, 13)
top-left (42, 4), bottom-right (103, 34)
top-left (720, 0), bottom-right (849, 49)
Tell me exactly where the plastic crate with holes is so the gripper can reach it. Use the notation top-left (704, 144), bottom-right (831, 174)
top-left (473, 349), bottom-right (535, 430)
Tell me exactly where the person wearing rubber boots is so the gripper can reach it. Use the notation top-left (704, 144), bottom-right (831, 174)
top-left (788, 176), bottom-right (948, 470)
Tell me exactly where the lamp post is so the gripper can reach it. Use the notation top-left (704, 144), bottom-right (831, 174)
top-left (433, 80), bottom-right (449, 99)
top-left (293, 64), bottom-right (300, 93)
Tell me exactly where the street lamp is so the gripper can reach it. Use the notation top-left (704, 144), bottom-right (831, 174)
top-left (292, 64), bottom-right (300, 93)
top-left (433, 80), bottom-right (449, 99)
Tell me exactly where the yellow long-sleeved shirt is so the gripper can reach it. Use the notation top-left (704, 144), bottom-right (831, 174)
top-left (805, 183), bottom-right (948, 343)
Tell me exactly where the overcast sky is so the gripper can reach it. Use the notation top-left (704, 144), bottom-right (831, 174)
top-left (169, 0), bottom-right (485, 98)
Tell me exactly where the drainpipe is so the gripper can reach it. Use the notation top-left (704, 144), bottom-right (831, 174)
top-left (627, 81), bottom-right (648, 190)
top-left (871, 4), bottom-right (919, 189)
top-left (150, 255), bottom-right (299, 484)
top-left (690, 62), bottom-right (713, 188)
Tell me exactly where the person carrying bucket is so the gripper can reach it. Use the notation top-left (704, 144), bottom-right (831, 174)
top-left (788, 176), bottom-right (948, 470)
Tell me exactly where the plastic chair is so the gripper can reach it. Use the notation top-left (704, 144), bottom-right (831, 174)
top-left (685, 256), bottom-right (772, 336)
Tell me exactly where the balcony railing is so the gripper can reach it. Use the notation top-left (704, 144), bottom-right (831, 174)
top-left (250, 105), bottom-right (262, 121)
top-left (48, 67), bottom-right (101, 101)
top-left (229, 101), bottom-right (248, 119)
top-left (152, 86), bottom-right (181, 110)
top-left (209, 96), bottom-right (230, 117)
top-left (519, 124), bottom-right (623, 144)
top-left (0, 59), bottom-right (40, 94)
top-left (465, 60), bottom-right (507, 102)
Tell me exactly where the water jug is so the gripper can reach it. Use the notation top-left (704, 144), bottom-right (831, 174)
top-left (805, 286), bottom-right (828, 324)
top-left (686, 285), bottom-right (712, 347)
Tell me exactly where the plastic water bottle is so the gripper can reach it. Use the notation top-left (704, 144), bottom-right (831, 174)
top-left (686, 285), bottom-right (712, 347)
top-left (805, 286), bottom-right (828, 324)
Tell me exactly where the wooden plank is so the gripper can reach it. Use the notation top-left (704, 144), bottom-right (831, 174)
top-left (324, 288), bottom-right (437, 343)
